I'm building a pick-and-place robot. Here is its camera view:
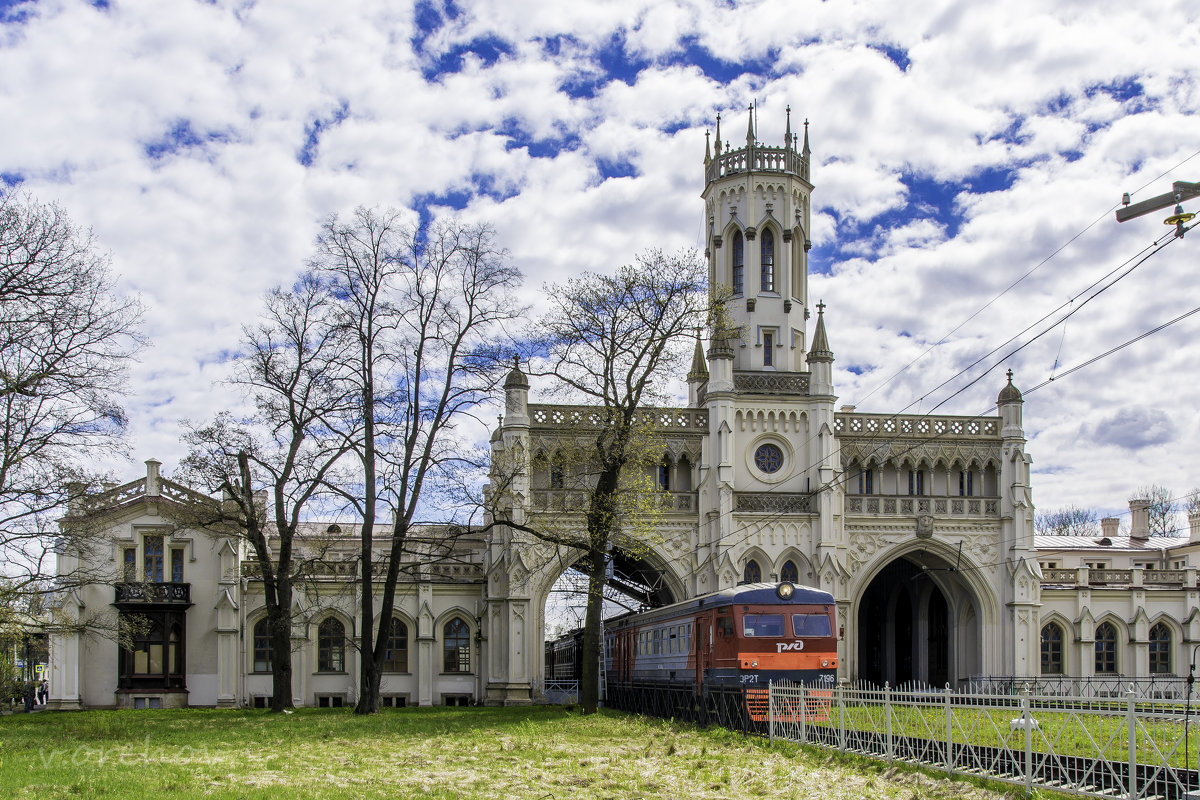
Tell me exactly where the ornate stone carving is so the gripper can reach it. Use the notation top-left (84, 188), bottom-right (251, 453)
top-left (916, 515), bottom-right (934, 538)
top-left (733, 372), bottom-right (810, 395)
top-left (736, 493), bottom-right (812, 513)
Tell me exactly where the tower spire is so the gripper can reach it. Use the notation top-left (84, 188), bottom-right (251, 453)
top-left (714, 113), bottom-right (722, 155)
top-left (785, 105), bottom-right (793, 149)
top-left (746, 103), bottom-right (755, 146)
top-left (802, 118), bottom-right (811, 156)
top-left (704, 129), bottom-right (711, 165)
top-left (808, 300), bottom-right (832, 361)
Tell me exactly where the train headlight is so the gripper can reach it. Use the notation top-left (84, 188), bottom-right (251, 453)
top-left (776, 581), bottom-right (795, 600)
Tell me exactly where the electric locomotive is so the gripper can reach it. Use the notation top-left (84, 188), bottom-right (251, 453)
top-left (604, 581), bottom-right (838, 693)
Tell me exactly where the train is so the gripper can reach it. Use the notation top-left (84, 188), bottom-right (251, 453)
top-left (604, 581), bottom-right (838, 690)
top-left (545, 581), bottom-right (839, 720)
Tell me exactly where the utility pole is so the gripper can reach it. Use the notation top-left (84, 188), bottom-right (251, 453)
top-left (1116, 180), bottom-right (1198, 237)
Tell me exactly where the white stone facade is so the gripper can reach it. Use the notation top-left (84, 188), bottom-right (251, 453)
top-left (46, 108), bottom-right (1199, 709)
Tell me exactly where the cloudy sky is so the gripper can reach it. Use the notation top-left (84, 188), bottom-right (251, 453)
top-left (1, 0), bottom-right (1197, 522)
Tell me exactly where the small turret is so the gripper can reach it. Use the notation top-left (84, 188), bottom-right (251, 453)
top-left (503, 355), bottom-right (529, 427)
top-left (806, 302), bottom-right (834, 395)
top-left (997, 369), bottom-right (1023, 434)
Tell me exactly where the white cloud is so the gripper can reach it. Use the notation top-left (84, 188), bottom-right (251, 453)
top-left (0, 0), bottom-right (1196, 515)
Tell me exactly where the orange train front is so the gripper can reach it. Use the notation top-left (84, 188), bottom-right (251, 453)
top-left (604, 582), bottom-right (838, 692)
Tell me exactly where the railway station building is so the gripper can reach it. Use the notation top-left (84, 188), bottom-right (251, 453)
top-left (46, 108), bottom-right (1200, 709)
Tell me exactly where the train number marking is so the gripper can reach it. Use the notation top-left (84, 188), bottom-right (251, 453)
top-left (775, 641), bottom-right (805, 653)
top-left (740, 674), bottom-right (759, 684)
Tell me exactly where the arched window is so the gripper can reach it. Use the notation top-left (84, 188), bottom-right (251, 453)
top-left (760, 228), bottom-right (775, 292)
top-left (1040, 623), bottom-right (1063, 675)
top-left (253, 618), bottom-right (273, 673)
top-left (443, 617), bottom-right (471, 673)
top-left (908, 469), bottom-right (924, 496)
top-left (317, 617), bottom-right (345, 673)
top-left (383, 617), bottom-right (409, 673)
top-left (549, 454), bottom-right (564, 490)
top-left (658, 457), bottom-right (671, 491)
top-left (1095, 622), bottom-right (1118, 674)
top-left (780, 560), bottom-right (799, 583)
top-left (1149, 623), bottom-right (1171, 674)
top-left (743, 559), bottom-right (762, 584)
top-left (731, 231), bottom-right (744, 295)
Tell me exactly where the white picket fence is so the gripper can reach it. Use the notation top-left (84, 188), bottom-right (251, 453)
top-left (767, 681), bottom-right (1200, 800)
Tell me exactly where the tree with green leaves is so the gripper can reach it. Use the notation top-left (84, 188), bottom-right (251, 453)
top-left (522, 248), bottom-right (710, 714)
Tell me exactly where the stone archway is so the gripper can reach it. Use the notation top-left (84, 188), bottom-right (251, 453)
top-left (523, 541), bottom-right (689, 697)
top-left (852, 549), bottom-right (986, 689)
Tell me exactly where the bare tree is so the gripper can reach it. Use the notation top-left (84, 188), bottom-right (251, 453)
top-left (521, 248), bottom-right (710, 714)
top-left (1130, 484), bottom-right (1179, 536)
top-left (308, 208), bottom-right (523, 714)
top-left (179, 276), bottom-right (352, 711)
top-left (0, 192), bottom-right (143, 600)
top-left (1034, 505), bottom-right (1099, 537)
top-left (1183, 488), bottom-right (1200, 517)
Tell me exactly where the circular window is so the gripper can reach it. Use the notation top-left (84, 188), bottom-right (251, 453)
top-left (754, 443), bottom-right (784, 474)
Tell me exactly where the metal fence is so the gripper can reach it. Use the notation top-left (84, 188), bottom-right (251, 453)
top-left (970, 675), bottom-right (1192, 700)
top-left (768, 681), bottom-right (1200, 800)
top-left (542, 681), bottom-right (583, 705)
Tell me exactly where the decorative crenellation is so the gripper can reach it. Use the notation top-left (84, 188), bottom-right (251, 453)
top-left (835, 412), bottom-right (1000, 440)
top-left (707, 143), bottom-right (809, 184)
top-left (529, 405), bottom-right (708, 432)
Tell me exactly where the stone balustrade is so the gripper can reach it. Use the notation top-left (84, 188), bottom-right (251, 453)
top-left (531, 489), bottom-right (696, 513)
top-left (835, 412), bottom-right (1000, 440)
top-left (1039, 567), bottom-right (1196, 588)
top-left (845, 495), bottom-right (1000, 518)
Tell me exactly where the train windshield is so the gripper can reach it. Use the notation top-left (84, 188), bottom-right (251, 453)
top-left (791, 613), bottom-right (832, 637)
top-left (742, 614), bottom-right (785, 637)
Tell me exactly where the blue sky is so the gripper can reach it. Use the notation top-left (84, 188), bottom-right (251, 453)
top-left (0, 0), bottom-right (1197, 519)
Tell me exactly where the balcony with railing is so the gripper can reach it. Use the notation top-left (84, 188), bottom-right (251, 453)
top-left (114, 582), bottom-right (191, 605)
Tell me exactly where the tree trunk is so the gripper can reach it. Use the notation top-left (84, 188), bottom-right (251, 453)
top-left (579, 544), bottom-right (608, 714)
top-left (268, 587), bottom-right (294, 711)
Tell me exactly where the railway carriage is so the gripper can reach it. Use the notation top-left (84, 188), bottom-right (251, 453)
top-left (604, 581), bottom-right (838, 694)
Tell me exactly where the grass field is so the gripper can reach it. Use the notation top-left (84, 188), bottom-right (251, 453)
top-left (0, 706), bottom-right (1039, 799)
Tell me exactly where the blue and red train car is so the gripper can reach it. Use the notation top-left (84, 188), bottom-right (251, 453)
top-left (603, 581), bottom-right (838, 699)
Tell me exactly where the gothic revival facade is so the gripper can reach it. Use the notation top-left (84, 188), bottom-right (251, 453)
top-left (47, 108), bottom-right (1200, 709)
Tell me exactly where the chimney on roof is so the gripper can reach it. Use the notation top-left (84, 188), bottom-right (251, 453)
top-left (1129, 499), bottom-right (1151, 540)
top-left (1189, 512), bottom-right (1200, 544)
top-left (145, 458), bottom-right (162, 497)
top-left (1100, 517), bottom-right (1119, 539)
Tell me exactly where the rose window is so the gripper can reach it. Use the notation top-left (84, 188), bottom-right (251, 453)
top-left (754, 443), bottom-right (784, 474)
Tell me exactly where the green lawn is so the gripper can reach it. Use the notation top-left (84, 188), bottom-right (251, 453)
top-left (0, 706), bottom-right (1035, 799)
